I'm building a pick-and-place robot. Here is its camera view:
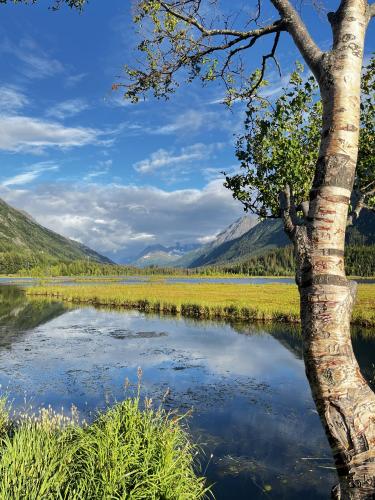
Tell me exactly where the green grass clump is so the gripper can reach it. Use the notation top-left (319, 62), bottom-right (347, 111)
top-left (27, 282), bottom-right (375, 326)
top-left (0, 397), bottom-right (208, 499)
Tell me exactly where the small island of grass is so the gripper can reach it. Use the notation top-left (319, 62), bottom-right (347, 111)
top-left (27, 282), bottom-right (375, 327)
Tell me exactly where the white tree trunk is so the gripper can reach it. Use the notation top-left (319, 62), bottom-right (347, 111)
top-left (295, 1), bottom-right (375, 497)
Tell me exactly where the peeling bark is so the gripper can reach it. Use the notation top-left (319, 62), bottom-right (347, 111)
top-left (281, 1), bottom-right (375, 497)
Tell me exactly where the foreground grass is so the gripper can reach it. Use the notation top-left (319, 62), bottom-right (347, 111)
top-left (27, 282), bottom-right (375, 327)
top-left (0, 397), bottom-right (208, 499)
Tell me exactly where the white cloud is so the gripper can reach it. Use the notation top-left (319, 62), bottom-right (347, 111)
top-left (0, 115), bottom-right (104, 153)
top-left (65, 73), bottom-right (87, 88)
top-left (1, 162), bottom-right (58, 187)
top-left (0, 179), bottom-right (243, 261)
top-left (84, 160), bottom-right (113, 181)
top-left (2, 38), bottom-right (64, 79)
top-left (151, 109), bottom-right (224, 135)
top-left (134, 143), bottom-right (221, 174)
top-left (46, 99), bottom-right (89, 120)
top-left (0, 86), bottom-right (29, 113)
top-left (197, 233), bottom-right (218, 244)
top-left (83, 171), bottom-right (108, 181)
top-left (105, 91), bottom-right (134, 108)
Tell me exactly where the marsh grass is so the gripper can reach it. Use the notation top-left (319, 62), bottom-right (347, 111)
top-left (27, 282), bottom-right (375, 327)
top-left (0, 396), bottom-right (208, 499)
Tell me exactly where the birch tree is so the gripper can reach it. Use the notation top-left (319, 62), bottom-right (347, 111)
top-left (122, 1), bottom-right (375, 497)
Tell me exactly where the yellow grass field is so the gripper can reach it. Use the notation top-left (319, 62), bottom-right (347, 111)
top-left (27, 282), bottom-right (375, 327)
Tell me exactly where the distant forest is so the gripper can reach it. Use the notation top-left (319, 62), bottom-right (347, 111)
top-left (212, 245), bottom-right (375, 277)
top-left (1, 245), bottom-right (374, 277)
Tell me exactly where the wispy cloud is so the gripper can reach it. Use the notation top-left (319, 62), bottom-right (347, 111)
top-left (1, 161), bottom-right (59, 187)
top-left (2, 38), bottom-right (64, 80)
top-left (0, 86), bottom-right (29, 113)
top-left (84, 160), bottom-right (113, 181)
top-left (105, 91), bottom-right (134, 108)
top-left (259, 74), bottom-right (291, 98)
top-left (134, 143), bottom-right (222, 174)
top-left (65, 72), bottom-right (87, 88)
top-left (197, 233), bottom-right (218, 244)
top-left (114, 108), bottom-right (235, 141)
top-left (0, 115), bottom-right (105, 153)
top-left (151, 109), bottom-right (222, 135)
top-left (46, 99), bottom-right (89, 120)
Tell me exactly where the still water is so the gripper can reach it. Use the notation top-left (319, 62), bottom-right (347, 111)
top-left (1, 285), bottom-right (374, 498)
top-left (1, 276), bottom-right (375, 286)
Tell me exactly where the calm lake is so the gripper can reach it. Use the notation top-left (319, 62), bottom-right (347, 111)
top-left (1, 285), bottom-right (374, 498)
top-left (1, 276), bottom-right (375, 286)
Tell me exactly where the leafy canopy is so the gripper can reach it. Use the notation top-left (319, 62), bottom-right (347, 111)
top-left (224, 56), bottom-right (375, 219)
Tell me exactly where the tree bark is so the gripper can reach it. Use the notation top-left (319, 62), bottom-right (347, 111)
top-left (289, 1), bottom-right (375, 497)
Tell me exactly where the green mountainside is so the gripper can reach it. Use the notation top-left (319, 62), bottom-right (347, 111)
top-left (185, 219), bottom-right (288, 267)
top-left (181, 208), bottom-right (375, 269)
top-left (211, 244), bottom-right (375, 277)
top-left (0, 198), bottom-right (111, 273)
top-left (346, 210), bottom-right (375, 245)
top-left (174, 215), bottom-right (258, 268)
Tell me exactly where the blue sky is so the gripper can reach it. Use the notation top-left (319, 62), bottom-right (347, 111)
top-left (0, 0), bottom-right (373, 261)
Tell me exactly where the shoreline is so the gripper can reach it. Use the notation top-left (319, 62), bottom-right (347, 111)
top-left (26, 283), bottom-right (375, 328)
top-left (1, 273), bottom-right (374, 281)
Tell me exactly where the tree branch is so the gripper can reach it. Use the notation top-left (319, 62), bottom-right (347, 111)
top-left (249, 31), bottom-right (281, 96)
top-left (299, 200), bottom-right (310, 219)
top-left (189, 21), bottom-right (284, 63)
top-left (279, 184), bottom-right (299, 240)
top-left (347, 190), bottom-right (365, 226)
top-left (160, 1), bottom-right (284, 38)
top-left (362, 179), bottom-right (375, 194)
top-left (270, 0), bottom-right (323, 77)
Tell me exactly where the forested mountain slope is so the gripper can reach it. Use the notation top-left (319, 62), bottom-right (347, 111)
top-left (0, 198), bottom-right (111, 272)
top-left (184, 209), bottom-right (375, 268)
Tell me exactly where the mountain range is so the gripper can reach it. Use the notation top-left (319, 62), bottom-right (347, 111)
top-left (130, 216), bottom-right (256, 267)
top-left (133, 209), bottom-right (375, 269)
top-left (132, 243), bottom-right (201, 268)
top-left (1, 194), bottom-right (373, 274)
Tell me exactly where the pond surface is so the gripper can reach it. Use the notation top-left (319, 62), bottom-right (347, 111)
top-left (1, 276), bottom-right (374, 287)
top-left (0, 276), bottom-right (297, 286)
top-left (0, 285), bottom-right (374, 498)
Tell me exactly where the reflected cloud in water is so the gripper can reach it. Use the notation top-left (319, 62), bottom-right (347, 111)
top-left (1, 288), bottom-right (374, 499)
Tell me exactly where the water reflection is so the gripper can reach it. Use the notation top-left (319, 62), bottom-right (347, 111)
top-left (0, 285), bottom-right (66, 347)
top-left (1, 287), bottom-right (374, 498)
top-left (1, 276), bottom-right (374, 288)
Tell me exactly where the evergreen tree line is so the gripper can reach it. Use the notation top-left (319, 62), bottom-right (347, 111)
top-left (0, 245), bottom-right (374, 277)
top-left (0, 252), bottom-right (190, 276)
top-left (209, 245), bottom-right (375, 277)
